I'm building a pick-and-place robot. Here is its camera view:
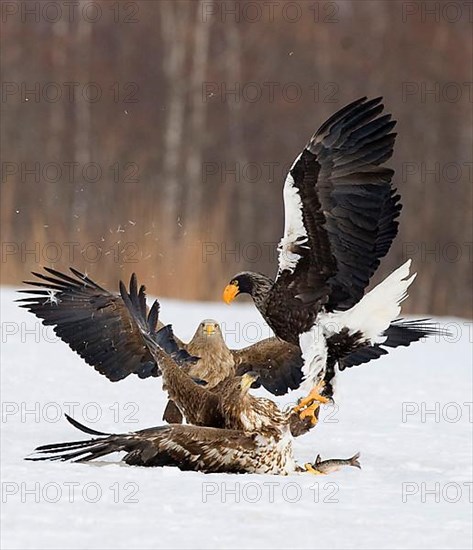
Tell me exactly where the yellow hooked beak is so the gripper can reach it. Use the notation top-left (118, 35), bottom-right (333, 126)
top-left (240, 372), bottom-right (259, 391)
top-left (204, 323), bottom-right (216, 336)
top-left (223, 283), bottom-right (239, 304)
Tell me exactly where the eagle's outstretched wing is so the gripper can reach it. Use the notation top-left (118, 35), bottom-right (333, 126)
top-left (16, 268), bottom-right (191, 381)
top-left (339, 319), bottom-right (447, 370)
top-left (26, 415), bottom-right (262, 473)
top-left (275, 96), bottom-right (401, 311)
top-left (232, 337), bottom-right (303, 395)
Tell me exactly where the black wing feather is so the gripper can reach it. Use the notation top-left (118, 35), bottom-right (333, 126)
top-left (339, 319), bottom-right (448, 370)
top-left (276, 97), bottom-right (401, 311)
top-left (17, 268), bottom-right (192, 381)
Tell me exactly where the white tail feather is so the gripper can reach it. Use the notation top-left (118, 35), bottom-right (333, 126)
top-left (320, 260), bottom-right (416, 344)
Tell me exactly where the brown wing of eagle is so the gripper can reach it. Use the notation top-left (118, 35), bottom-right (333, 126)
top-left (17, 268), bottom-right (303, 395)
top-left (232, 338), bottom-right (303, 395)
top-left (26, 415), bottom-right (267, 473)
top-left (16, 267), bottom-right (192, 381)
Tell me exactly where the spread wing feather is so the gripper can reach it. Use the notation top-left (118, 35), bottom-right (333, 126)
top-left (276, 97), bottom-right (401, 311)
top-left (339, 319), bottom-right (447, 370)
top-left (16, 268), bottom-right (189, 381)
top-left (27, 415), bottom-right (259, 473)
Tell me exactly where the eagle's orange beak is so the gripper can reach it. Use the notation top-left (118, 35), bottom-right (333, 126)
top-left (223, 283), bottom-right (239, 304)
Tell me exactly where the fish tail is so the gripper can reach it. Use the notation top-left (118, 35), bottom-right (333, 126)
top-left (349, 452), bottom-right (361, 469)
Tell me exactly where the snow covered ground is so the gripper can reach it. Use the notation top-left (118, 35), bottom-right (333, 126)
top-left (1, 286), bottom-right (472, 550)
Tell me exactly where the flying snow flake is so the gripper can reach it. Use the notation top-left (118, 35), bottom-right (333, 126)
top-left (43, 289), bottom-right (59, 306)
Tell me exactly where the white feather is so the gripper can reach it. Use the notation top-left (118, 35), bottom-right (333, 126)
top-left (319, 259), bottom-right (416, 344)
top-left (277, 155), bottom-right (308, 274)
top-left (299, 324), bottom-right (328, 389)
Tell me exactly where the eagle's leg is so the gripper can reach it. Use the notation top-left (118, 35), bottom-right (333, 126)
top-left (294, 380), bottom-right (330, 411)
top-left (304, 463), bottom-right (324, 475)
top-left (293, 381), bottom-right (330, 424)
top-left (299, 401), bottom-right (322, 425)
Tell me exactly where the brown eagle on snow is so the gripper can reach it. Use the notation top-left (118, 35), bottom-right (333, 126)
top-left (162, 317), bottom-right (302, 424)
top-left (26, 316), bottom-right (312, 474)
top-left (17, 268), bottom-right (304, 400)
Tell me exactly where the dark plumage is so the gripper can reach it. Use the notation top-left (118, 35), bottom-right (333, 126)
top-left (17, 268), bottom-right (302, 396)
top-left (26, 415), bottom-right (297, 474)
top-left (17, 268), bottom-right (311, 432)
top-left (223, 97), bottom-right (446, 412)
top-left (16, 267), bottom-right (196, 381)
top-left (26, 323), bottom-right (301, 474)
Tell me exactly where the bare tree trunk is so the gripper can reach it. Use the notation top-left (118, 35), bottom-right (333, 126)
top-left (46, 18), bottom-right (68, 228)
top-left (225, 21), bottom-right (251, 243)
top-left (72, 12), bottom-right (91, 226)
top-left (48, 20), bottom-right (67, 161)
top-left (160, 1), bottom-right (191, 234)
top-left (184, 1), bottom-right (211, 230)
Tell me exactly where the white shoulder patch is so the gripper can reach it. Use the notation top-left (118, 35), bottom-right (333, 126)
top-left (277, 155), bottom-right (309, 275)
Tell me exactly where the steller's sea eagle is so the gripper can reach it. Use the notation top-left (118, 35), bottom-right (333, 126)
top-left (223, 97), bottom-right (445, 424)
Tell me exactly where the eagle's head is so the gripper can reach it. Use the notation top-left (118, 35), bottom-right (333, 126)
top-left (221, 372), bottom-right (288, 437)
top-left (223, 272), bottom-right (274, 307)
top-left (188, 319), bottom-right (228, 355)
top-left (238, 371), bottom-right (260, 393)
top-left (219, 371), bottom-right (259, 427)
top-left (192, 319), bottom-right (223, 340)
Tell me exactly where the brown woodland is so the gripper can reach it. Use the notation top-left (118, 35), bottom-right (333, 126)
top-left (1, 0), bottom-right (472, 317)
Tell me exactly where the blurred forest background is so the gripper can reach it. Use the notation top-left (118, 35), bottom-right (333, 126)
top-left (1, 0), bottom-right (472, 316)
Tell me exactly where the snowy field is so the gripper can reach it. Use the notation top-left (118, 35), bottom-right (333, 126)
top-left (1, 286), bottom-right (472, 550)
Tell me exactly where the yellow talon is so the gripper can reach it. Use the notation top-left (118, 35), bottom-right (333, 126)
top-left (304, 463), bottom-right (324, 475)
top-left (299, 402), bottom-right (321, 425)
top-left (293, 381), bottom-right (330, 414)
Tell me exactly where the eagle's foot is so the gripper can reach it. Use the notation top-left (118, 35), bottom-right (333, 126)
top-left (293, 381), bottom-right (330, 414)
top-left (304, 463), bottom-right (324, 475)
top-left (298, 402), bottom-right (321, 426)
